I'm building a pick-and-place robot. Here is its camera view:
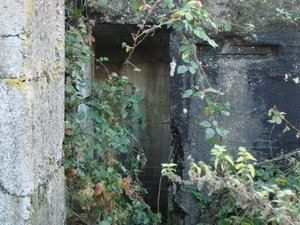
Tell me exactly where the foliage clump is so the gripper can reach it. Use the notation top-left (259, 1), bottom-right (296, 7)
top-left (64, 0), bottom-right (300, 224)
top-left (64, 2), bottom-right (161, 224)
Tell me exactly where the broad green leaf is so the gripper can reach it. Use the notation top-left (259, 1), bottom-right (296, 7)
top-left (200, 120), bottom-right (211, 128)
top-left (179, 44), bottom-right (188, 53)
top-left (275, 116), bottom-right (282, 124)
top-left (206, 97), bottom-right (214, 105)
top-left (216, 127), bottom-right (229, 138)
top-left (185, 12), bottom-right (193, 21)
top-left (65, 84), bottom-right (74, 93)
top-left (76, 110), bottom-right (85, 121)
top-left (194, 28), bottom-right (208, 40)
top-left (205, 87), bottom-right (224, 95)
top-left (238, 146), bottom-right (247, 152)
top-left (193, 91), bottom-right (204, 98)
top-left (268, 108), bottom-right (273, 117)
top-left (205, 128), bottom-right (215, 139)
top-left (222, 111), bottom-right (230, 116)
top-left (183, 89), bottom-right (193, 98)
top-left (73, 9), bottom-right (83, 16)
top-left (119, 146), bottom-right (128, 153)
top-left (189, 66), bottom-right (196, 74)
top-left (177, 65), bottom-right (189, 74)
top-left (268, 119), bottom-right (276, 123)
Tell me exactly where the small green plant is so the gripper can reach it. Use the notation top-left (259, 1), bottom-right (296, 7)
top-left (163, 144), bottom-right (300, 224)
top-left (268, 106), bottom-right (300, 139)
top-left (192, 188), bottom-right (212, 216)
top-left (276, 8), bottom-right (299, 25)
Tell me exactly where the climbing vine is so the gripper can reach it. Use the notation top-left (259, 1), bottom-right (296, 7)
top-left (64, 0), bottom-right (300, 224)
top-left (64, 3), bottom-right (160, 224)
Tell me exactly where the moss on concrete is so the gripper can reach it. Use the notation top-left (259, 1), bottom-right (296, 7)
top-left (4, 77), bottom-right (26, 90)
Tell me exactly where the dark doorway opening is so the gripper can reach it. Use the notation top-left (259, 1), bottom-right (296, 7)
top-left (93, 24), bottom-right (171, 221)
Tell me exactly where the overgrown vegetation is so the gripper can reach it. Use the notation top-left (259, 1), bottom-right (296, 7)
top-left (64, 0), bottom-right (300, 224)
top-left (64, 3), bottom-right (161, 224)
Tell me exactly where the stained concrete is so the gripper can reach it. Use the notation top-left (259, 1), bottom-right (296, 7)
top-left (169, 28), bottom-right (300, 225)
top-left (0, 1), bottom-right (65, 224)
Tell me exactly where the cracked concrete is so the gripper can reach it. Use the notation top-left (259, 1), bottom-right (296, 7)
top-left (0, 0), bottom-right (65, 224)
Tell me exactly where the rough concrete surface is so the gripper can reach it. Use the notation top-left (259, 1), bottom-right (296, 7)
top-left (169, 26), bottom-right (300, 225)
top-left (0, 0), bottom-right (65, 224)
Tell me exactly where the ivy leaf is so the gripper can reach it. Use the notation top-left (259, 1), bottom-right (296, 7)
top-left (177, 65), bottom-right (189, 74)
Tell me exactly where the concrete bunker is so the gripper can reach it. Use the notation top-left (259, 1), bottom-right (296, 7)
top-left (93, 24), bottom-right (171, 217)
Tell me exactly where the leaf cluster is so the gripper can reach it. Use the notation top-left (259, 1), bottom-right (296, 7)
top-left (64, 3), bottom-right (160, 225)
top-left (163, 145), bottom-right (300, 225)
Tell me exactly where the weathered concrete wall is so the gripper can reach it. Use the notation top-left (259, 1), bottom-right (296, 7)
top-left (169, 16), bottom-right (300, 225)
top-left (0, 1), bottom-right (65, 224)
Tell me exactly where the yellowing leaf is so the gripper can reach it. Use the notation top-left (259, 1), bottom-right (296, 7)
top-left (236, 156), bottom-right (245, 163)
top-left (244, 152), bottom-right (257, 161)
top-left (214, 158), bottom-right (219, 169)
top-left (126, 46), bottom-right (131, 52)
top-left (224, 155), bottom-right (234, 165)
top-left (248, 164), bottom-right (255, 178)
top-left (182, 53), bottom-right (189, 60)
top-left (204, 106), bottom-right (211, 116)
top-left (233, 178), bottom-right (241, 186)
top-left (235, 163), bottom-right (244, 170)
top-left (197, 167), bottom-right (201, 176)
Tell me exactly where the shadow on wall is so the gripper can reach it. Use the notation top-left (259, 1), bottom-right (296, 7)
top-left (93, 24), bottom-right (172, 220)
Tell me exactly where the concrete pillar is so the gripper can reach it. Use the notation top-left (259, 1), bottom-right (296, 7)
top-left (0, 1), bottom-right (65, 224)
